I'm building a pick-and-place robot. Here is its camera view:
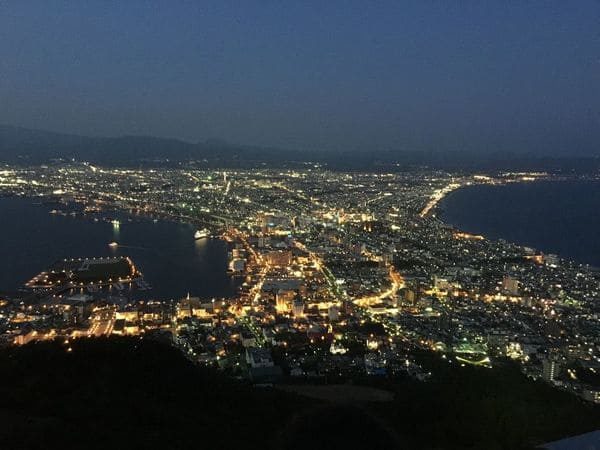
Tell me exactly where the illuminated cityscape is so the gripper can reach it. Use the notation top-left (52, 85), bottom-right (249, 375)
top-left (0, 165), bottom-right (599, 405)
top-left (2, 1), bottom-right (600, 448)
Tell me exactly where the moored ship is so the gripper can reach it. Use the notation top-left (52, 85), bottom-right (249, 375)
top-left (194, 228), bottom-right (210, 240)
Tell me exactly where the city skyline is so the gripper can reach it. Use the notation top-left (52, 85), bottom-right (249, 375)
top-left (2, 2), bottom-right (600, 448)
top-left (1, 162), bottom-right (600, 448)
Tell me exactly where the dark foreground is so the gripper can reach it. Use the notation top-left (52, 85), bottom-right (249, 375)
top-left (0, 338), bottom-right (598, 450)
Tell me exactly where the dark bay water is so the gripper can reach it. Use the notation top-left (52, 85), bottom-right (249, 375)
top-left (0, 197), bottom-right (237, 299)
top-left (440, 180), bottom-right (600, 267)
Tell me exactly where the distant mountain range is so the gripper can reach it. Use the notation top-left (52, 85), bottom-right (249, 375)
top-left (1, 124), bottom-right (599, 172)
top-left (0, 124), bottom-right (285, 166)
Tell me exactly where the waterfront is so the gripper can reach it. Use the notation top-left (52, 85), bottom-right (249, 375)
top-left (0, 197), bottom-right (237, 299)
top-left (1, 165), bottom-right (600, 414)
top-left (440, 180), bottom-right (600, 267)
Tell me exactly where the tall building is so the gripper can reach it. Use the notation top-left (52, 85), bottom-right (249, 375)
top-left (328, 305), bottom-right (340, 321)
top-left (276, 289), bottom-right (295, 312)
top-left (502, 275), bottom-right (520, 296)
top-left (542, 358), bottom-right (560, 382)
top-left (292, 297), bottom-right (304, 318)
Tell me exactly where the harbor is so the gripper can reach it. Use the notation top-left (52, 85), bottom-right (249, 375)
top-left (24, 256), bottom-right (144, 297)
top-left (0, 197), bottom-right (239, 300)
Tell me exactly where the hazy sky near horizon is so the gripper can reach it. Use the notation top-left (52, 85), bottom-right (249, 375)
top-left (1, 1), bottom-right (599, 156)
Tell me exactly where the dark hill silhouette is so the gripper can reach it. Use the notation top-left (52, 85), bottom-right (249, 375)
top-left (1, 124), bottom-right (600, 171)
top-left (1, 338), bottom-right (599, 449)
top-left (0, 124), bottom-right (280, 165)
top-left (0, 337), bottom-right (397, 450)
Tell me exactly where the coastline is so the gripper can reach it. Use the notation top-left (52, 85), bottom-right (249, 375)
top-left (0, 196), bottom-right (236, 299)
top-left (431, 178), bottom-right (600, 268)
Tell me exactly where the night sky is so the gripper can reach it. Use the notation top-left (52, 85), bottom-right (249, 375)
top-left (1, 1), bottom-right (599, 155)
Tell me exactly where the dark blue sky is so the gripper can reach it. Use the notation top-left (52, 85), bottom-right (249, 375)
top-left (1, 1), bottom-right (599, 155)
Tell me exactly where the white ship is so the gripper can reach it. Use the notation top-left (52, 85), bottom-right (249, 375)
top-left (194, 228), bottom-right (210, 240)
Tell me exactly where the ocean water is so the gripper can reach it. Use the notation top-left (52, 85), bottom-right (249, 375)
top-left (0, 197), bottom-right (237, 299)
top-left (440, 180), bottom-right (600, 267)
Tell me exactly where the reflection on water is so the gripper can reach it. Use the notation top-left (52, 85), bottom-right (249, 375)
top-left (0, 197), bottom-right (238, 299)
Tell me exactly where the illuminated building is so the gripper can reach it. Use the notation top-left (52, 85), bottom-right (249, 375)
top-left (266, 250), bottom-right (292, 267)
top-left (245, 348), bottom-right (274, 368)
top-left (292, 297), bottom-right (304, 318)
top-left (502, 275), bottom-right (520, 296)
top-left (276, 289), bottom-right (295, 312)
top-left (542, 359), bottom-right (560, 382)
top-left (328, 305), bottom-right (339, 321)
top-left (229, 258), bottom-right (245, 273)
top-left (582, 389), bottom-right (600, 404)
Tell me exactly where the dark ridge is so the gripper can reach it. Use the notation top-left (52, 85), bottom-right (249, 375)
top-left (1, 338), bottom-right (599, 449)
top-left (0, 337), bottom-right (311, 450)
top-left (2, 124), bottom-right (600, 172)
